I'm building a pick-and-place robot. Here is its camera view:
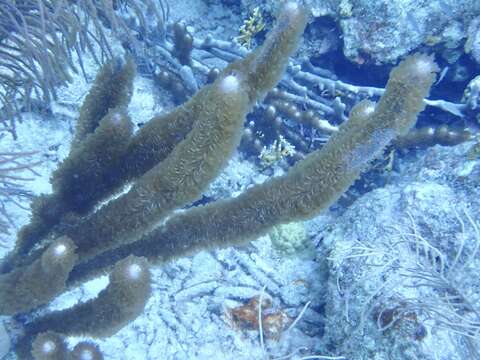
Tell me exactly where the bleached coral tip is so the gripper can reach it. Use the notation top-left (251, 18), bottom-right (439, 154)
top-left (361, 103), bottom-right (375, 116)
top-left (41, 340), bottom-right (56, 354)
top-left (284, 2), bottom-right (299, 15)
top-left (413, 57), bottom-right (436, 75)
top-left (79, 349), bottom-right (94, 360)
top-left (220, 75), bottom-right (240, 93)
top-left (110, 112), bottom-right (123, 125)
top-left (126, 263), bottom-right (143, 280)
top-left (53, 243), bottom-right (67, 257)
top-left (403, 54), bottom-right (439, 78)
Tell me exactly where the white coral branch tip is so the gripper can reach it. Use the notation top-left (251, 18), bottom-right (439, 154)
top-left (220, 75), bottom-right (240, 93)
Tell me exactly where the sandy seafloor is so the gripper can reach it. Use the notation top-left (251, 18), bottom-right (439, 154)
top-left (1, 0), bottom-right (480, 359)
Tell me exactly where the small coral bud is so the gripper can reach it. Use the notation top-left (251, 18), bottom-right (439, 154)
top-left (269, 88), bottom-right (279, 98)
top-left (157, 70), bottom-right (171, 85)
top-left (265, 105), bottom-right (277, 120)
top-left (311, 117), bottom-right (322, 128)
top-left (207, 67), bottom-right (220, 83)
top-left (422, 126), bottom-right (436, 137)
top-left (274, 116), bottom-right (283, 127)
top-left (184, 33), bottom-right (193, 46)
top-left (287, 104), bottom-right (297, 114)
top-left (32, 332), bottom-right (67, 360)
top-left (435, 124), bottom-right (449, 139)
top-left (304, 110), bottom-right (315, 120)
top-left (70, 341), bottom-right (103, 360)
top-left (243, 128), bottom-right (253, 140)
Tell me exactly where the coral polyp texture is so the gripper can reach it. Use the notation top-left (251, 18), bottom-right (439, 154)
top-left (0, 2), bottom-right (440, 358)
top-left (31, 332), bottom-right (68, 360)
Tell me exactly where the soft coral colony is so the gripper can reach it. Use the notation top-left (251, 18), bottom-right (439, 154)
top-left (0, 2), bottom-right (439, 358)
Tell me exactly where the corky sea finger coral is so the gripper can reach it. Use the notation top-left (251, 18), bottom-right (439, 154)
top-left (2, 2), bottom-right (308, 357)
top-left (0, 2), bottom-right (440, 358)
top-left (0, 236), bottom-right (77, 315)
top-left (6, 0), bottom-right (308, 274)
top-left (93, 54), bottom-right (438, 268)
